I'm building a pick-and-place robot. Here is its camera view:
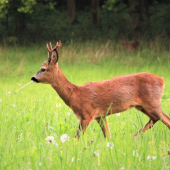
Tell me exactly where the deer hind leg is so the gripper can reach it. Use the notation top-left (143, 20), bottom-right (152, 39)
top-left (96, 117), bottom-right (111, 138)
top-left (135, 103), bottom-right (170, 137)
top-left (134, 119), bottom-right (158, 138)
top-left (138, 110), bottom-right (170, 137)
top-left (134, 105), bottom-right (158, 137)
top-left (143, 103), bottom-right (170, 129)
top-left (160, 111), bottom-right (170, 129)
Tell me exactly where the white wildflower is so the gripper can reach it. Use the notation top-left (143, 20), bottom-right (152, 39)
top-left (60, 134), bottom-right (69, 143)
top-left (12, 104), bottom-right (16, 108)
top-left (66, 112), bottom-right (71, 116)
top-left (0, 99), bottom-right (2, 102)
top-left (39, 162), bottom-right (42, 166)
top-left (94, 150), bottom-right (100, 157)
top-left (117, 113), bottom-right (121, 116)
top-left (120, 167), bottom-right (125, 170)
top-left (147, 155), bottom-right (151, 160)
top-left (56, 103), bottom-right (61, 107)
top-left (46, 136), bottom-right (55, 143)
top-left (147, 155), bottom-right (157, 160)
top-left (106, 142), bottom-right (114, 149)
top-left (152, 156), bottom-right (157, 160)
top-left (133, 150), bottom-right (139, 157)
top-left (8, 91), bottom-right (11, 94)
top-left (71, 157), bottom-right (74, 162)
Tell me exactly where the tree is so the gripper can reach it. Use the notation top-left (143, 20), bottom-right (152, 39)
top-left (103, 0), bottom-right (151, 38)
top-left (128, 0), bottom-right (150, 38)
top-left (91, 0), bottom-right (100, 27)
top-left (67, 0), bottom-right (76, 23)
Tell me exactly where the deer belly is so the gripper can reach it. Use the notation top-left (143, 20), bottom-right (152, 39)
top-left (94, 100), bottom-right (137, 118)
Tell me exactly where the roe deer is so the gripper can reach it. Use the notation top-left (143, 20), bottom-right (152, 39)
top-left (31, 41), bottom-right (170, 138)
top-left (122, 39), bottom-right (140, 50)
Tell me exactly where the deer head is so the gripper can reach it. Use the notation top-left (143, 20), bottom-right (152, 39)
top-left (31, 41), bottom-right (62, 84)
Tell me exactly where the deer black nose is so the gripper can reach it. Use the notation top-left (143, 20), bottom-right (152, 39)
top-left (31, 76), bottom-right (39, 83)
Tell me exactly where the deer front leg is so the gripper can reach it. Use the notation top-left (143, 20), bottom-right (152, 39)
top-left (96, 117), bottom-right (111, 138)
top-left (76, 123), bottom-right (81, 138)
top-left (76, 119), bottom-right (92, 138)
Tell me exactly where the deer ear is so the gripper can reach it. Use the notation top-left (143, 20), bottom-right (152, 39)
top-left (51, 50), bottom-right (59, 64)
top-left (48, 51), bottom-right (51, 63)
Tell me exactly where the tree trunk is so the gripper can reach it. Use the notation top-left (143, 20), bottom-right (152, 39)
top-left (15, 14), bottom-right (26, 35)
top-left (128, 0), bottom-right (150, 38)
top-left (91, 0), bottom-right (100, 27)
top-left (5, 13), bottom-right (8, 36)
top-left (67, 0), bottom-right (76, 23)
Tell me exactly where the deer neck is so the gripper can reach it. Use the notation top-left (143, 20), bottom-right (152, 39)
top-left (51, 64), bottom-right (75, 106)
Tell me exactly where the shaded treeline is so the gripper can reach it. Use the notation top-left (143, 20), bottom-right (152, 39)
top-left (0, 0), bottom-right (170, 45)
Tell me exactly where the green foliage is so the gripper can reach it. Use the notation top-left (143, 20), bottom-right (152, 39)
top-left (102, 0), bottom-right (127, 12)
top-left (1, 41), bottom-right (170, 169)
top-left (0, 0), bottom-right (170, 44)
top-left (17, 0), bottom-right (37, 14)
top-left (0, 0), bottom-right (9, 18)
top-left (150, 3), bottom-right (170, 37)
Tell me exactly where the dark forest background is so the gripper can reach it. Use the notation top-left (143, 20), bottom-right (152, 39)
top-left (0, 0), bottom-right (170, 45)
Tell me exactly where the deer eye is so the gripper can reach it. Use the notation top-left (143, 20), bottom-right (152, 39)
top-left (41, 68), bottom-right (46, 72)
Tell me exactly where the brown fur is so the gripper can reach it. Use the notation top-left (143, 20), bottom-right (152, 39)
top-left (31, 41), bottom-right (170, 138)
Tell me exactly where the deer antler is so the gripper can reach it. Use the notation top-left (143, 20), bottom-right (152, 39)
top-left (52, 40), bottom-right (62, 51)
top-left (47, 43), bottom-right (50, 52)
top-left (46, 41), bottom-right (62, 52)
top-left (50, 42), bottom-right (53, 50)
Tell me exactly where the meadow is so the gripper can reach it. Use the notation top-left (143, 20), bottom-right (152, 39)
top-left (1, 40), bottom-right (170, 170)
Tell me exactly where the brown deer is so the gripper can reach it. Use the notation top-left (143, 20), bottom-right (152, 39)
top-left (31, 41), bottom-right (170, 138)
top-left (122, 39), bottom-right (140, 50)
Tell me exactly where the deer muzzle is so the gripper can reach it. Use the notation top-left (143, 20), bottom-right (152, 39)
top-left (31, 76), bottom-right (39, 83)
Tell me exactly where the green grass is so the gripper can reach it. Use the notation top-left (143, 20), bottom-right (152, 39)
top-left (1, 40), bottom-right (170, 169)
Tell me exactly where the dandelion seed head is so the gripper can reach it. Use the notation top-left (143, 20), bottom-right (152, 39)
top-left (147, 155), bottom-right (151, 160)
top-left (94, 150), bottom-right (100, 157)
top-left (66, 112), bottom-right (70, 116)
top-left (133, 150), bottom-right (139, 157)
top-left (56, 103), bottom-right (61, 107)
top-left (147, 155), bottom-right (157, 160)
top-left (60, 134), bottom-right (69, 143)
top-left (152, 156), bottom-right (157, 160)
top-left (106, 142), bottom-right (114, 149)
top-left (46, 136), bottom-right (55, 143)
top-left (71, 157), bottom-right (74, 162)
top-left (117, 113), bottom-right (121, 116)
